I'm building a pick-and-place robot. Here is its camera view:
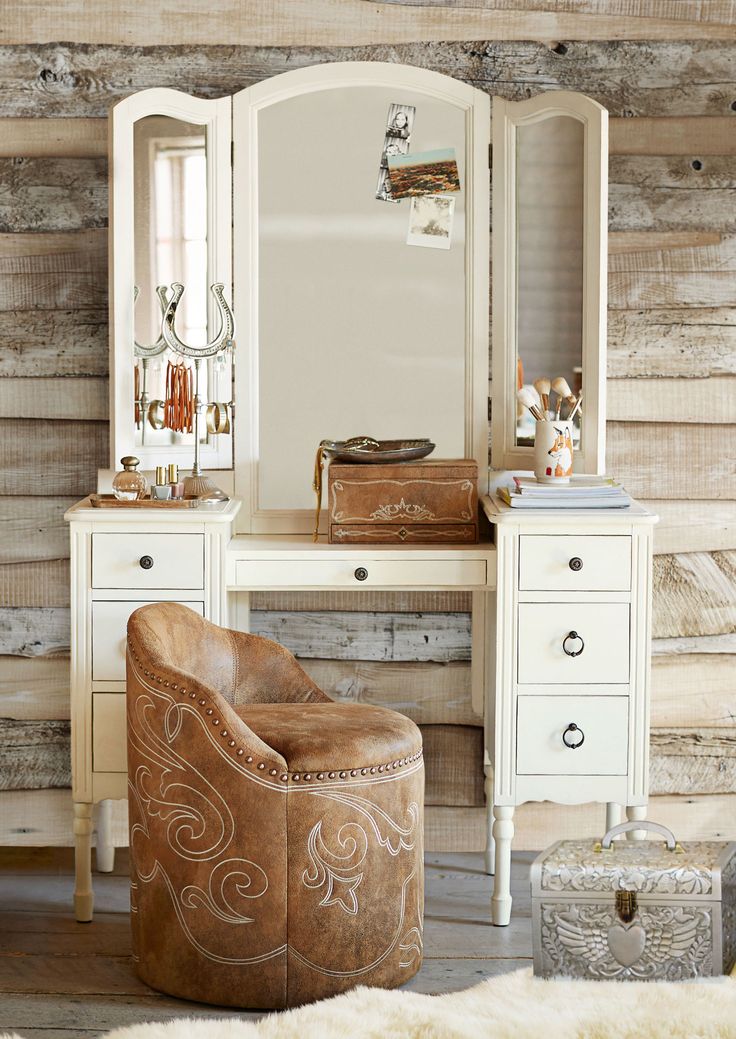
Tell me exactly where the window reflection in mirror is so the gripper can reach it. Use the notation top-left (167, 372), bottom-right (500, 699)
top-left (514, 115), bottom-right (584, 449)
top-left (133, 116), bottom-right (219, 448)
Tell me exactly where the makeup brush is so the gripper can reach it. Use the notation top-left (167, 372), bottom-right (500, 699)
top-left (533, 377), bottom-right (551, 416)
top-left (517, 386), bottom-right (545, 422)
top-left (568, 391), bottom-right (583, 422)
top-left (551, 376), bottom-right (575, 419)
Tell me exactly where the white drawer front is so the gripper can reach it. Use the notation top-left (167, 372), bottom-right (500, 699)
top-left (234, 558), bottom-right (487, 588)
top-left (92, 600), bottom-right (204, 682)
top-left (92, 533), bottom-right (204, 590)
top-left (518, 602), bottom-right (630, 684)
top-left (519, 535), bottom-right (631, 592)
top-left (93, 693), bottom-right (127, 773)
top-left (517, 695), bottom-right (628, 775)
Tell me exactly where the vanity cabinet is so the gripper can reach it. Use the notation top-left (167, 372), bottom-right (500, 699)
top-left (65, 498), bottom-right (239, 921)
top-left (483, 495), bottom-right (657, 925)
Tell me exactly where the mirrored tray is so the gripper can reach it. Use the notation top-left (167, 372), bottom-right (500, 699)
top-left (320, 437), bottom-right (436, 464)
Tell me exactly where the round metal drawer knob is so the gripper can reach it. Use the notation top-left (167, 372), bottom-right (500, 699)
top-left (562, 630), bottom-right (585, 657)
top-left (569, 556), bottom-right (583, 572)
top-left (139, 555), bottom-right (154, 570)
top-left (354, 567), bottom-right (368, 582)
top-left (562, 722), bottom-right (585, 750)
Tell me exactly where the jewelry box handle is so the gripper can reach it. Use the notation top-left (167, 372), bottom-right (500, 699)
top-left (597, 819), bottom-right (680, 852)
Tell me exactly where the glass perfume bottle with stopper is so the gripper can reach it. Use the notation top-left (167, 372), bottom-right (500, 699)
top-left (112, 456), bottom-right (148, 501)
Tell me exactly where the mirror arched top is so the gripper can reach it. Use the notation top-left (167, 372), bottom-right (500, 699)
top-left (491, 90), bottom-right (608, 476)
top-left (232, 62), bottom-right (491, 535)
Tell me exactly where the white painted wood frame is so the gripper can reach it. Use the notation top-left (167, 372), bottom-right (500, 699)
top-left (232, 63), bottom-right (490, 534)
top-left (491, 91), bottom-right (608, 475)
top-left (109, 88), bottom-right (232, 471)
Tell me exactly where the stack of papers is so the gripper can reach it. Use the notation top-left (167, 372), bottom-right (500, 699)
top-left (498, 476), bottom-right (632, 509)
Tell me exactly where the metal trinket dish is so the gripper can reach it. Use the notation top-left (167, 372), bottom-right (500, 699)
top-left (531, 820), bottom-right (736, 981)
top-left (319, 437), bottom-right (436, 464)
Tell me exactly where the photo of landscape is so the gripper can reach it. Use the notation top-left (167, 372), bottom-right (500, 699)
top-left (386, 147), bottom-right (461, 198)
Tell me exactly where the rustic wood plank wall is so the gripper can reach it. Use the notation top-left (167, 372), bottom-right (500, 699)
top-left (0, 2), bottom-right (734, 848)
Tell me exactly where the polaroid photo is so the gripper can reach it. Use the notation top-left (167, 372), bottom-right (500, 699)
top-left (387, 147), bottom-right (461, 200)
top-left (375, 102), bottom-right (416, 202)
top-left (406, 194), bottom-right (455, 250)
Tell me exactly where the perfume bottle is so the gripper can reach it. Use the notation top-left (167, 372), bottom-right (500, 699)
top-left (151, 466), bottom-right (172, 500)
top-left (112, 456), bottom-right (148, 501)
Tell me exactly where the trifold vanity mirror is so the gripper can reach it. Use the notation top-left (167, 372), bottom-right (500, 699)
top-left (110, 67), bottom-right (607, 532)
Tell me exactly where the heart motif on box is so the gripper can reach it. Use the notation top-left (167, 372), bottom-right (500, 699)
top-left (607, 919), bottom-right (647, 967)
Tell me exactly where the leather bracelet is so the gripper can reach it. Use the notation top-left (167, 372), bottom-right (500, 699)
top-left (147, 399), bottom-right (165, 430)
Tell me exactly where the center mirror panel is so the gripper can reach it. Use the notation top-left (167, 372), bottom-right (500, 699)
top-left (234, 65), bottom-right (490, 534)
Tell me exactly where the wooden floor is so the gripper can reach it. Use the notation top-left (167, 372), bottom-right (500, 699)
top-left (0, 847), bottom-right (534, 1037)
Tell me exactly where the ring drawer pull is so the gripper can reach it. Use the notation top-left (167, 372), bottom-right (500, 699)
top-left (139, 555), bottom-right (154, 571)
top-left (562, 723), bottom-right (585, 750)
top-left (354, 567), bottom-right (368, 582)
top-left (569, 556), bottom-right (583, 572)
top-left (563, 630), bottom-right (584, 657)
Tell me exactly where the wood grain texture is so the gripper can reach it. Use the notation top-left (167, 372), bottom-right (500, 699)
top-left (302, 658), bottom-right (479, 725)
top-left (0, 608), bottom-right (70, 657)
top-left (0, 309), bottom-right (108, 376)
top-left (609, 115), bottom-right (736, 156)
top-left (0, 656), bottom-right (70, 721)
top-left (653, 633), bottom-right (736, 654)
top-left (0, 158), bottom-right (106, 233)
top-left (0, 497), bottom-right (76, 563)
top-left (608, 308), bottom-right (736, 378)
top-left (607, 377), bottom-right (736, 423)
top-left (0, 117), bottom-right (106, 157)
top-left (645, 500), bottom-right (736, 555)
top-left (0, 377), bottom-right (108, 420)
top-left (0, 419), bottom-right (108, 496)
top-left (650, 728), bottom-right (736, 795)
top-left (608, 233), bottom-right (736, 274)
top-left (2, 3), bottom-right (736, 49)
top-left (607, 422), bottom-right (736, 499)
top-left (608, 230), bottom-right (724, 254)
top-left (653, 551), bottom-right (736, 639)
top-left (0, 789), bottom-right (127, 847)
top-left (0, 559), bottom-right (70, 608)
top-left (250, 590), bottom-right (471, 613)
top-left (0, 718), bottom-right (70, 791)
top-left (422, 724), bottom-right (484, 807)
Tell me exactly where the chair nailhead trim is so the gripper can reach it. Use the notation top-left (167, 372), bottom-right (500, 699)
top-left (127, 641), bottom-right (423, 786)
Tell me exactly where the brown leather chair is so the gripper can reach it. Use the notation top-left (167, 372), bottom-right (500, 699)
top-left (126, 602), bottom-right (424, 1009)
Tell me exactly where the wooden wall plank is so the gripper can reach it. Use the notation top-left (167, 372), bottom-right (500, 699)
top-left (0, 118), bottom-right (106, 157)
top-left (653, 634), bottom-right (736, 654)
top-left (2, 3), bottom-right (735, 49)
top-left (608, 231), bottom-right (723, 254)
top-left (0, 377), bottom-right (108, 420)
top-left (608, 308), bottom-right (736, 378)
top-left (0, 719), bottom-right (70, 791)
top-left (607, 423), bottom-right (736, 499)
top-left (609, 272), bottom-right (736, 308)
top-left (0, 158), bottom-right (106, 233)
top-left (653, 551), bottom-right (736, 639)
top-left (0, 228), bottom-right (106, 259)
top-left (645, 500), bottom-right (736, 555)
top-left (608, 234), bottom-right (736, 274)
top-left (0, 790), bottom-right (126, 847)
top-left (0, 560), bottom-right (70, 608)
top-left (0, 419), bottom-right (108, 496)
top-left (0, 608), bottom-right (69, 657)
top-left (650, 728), bottom-right (736, 795)
top-left (249, 590), bottom-right (471, 613)
top-left (0, 273), bottom-right (106, 310)
top-left (651, 654), bottom-right (736, 728)
top-left (0, 656), bottom-right (70, 721)
top-left (607, 377), bottom-right (736, 423)
top-left (609, 115), bottom-right (736, 156)
top-left (0, 498), bottom-right (75, 563)
top-left (0, 310), bottom-right (108, 377)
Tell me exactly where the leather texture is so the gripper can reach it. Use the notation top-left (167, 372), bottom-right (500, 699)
top-left (126, 602), bottom-right (424, 1009)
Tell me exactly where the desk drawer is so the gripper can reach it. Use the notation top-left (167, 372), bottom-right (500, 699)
top-left (518, 602), bottom-right (630, 685)
top-left (519, 535), bottom-right (631, 592)
top-left (517, 695), bottom-right (628, 775)
top-left (93, 693), bottom-right (126, 773)
top-left (234, 558), bottom-right (487, 588)
top-left (92, 600), bottom-right (204, 682)
top-left (92, 533), bottom-right (204, 590)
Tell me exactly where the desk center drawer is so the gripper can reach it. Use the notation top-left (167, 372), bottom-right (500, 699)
top-left (92, 533), bottom-right (204, 589)
top-left (518, 602), bottom-right (630, 684)
top-left (234, 558), bottom-right (487, 588)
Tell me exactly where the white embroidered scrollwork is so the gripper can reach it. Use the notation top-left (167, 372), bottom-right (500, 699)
top-left (181, 857), bottom-right (269, 924)
top-left (310, 791), bottom-right (420, 856)
top-left (302, 821), bottom-right (367, 915)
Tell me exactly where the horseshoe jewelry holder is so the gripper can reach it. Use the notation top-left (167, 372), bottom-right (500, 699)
top-left (133, 285), bottom-right (170, 442)
top-left (160, 281), bottom-right (235, 501)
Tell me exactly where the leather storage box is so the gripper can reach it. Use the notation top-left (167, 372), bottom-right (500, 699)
top-left (327, 459), bottom-right (478, 544)
top-left (531, 822), bottom-right (736, 980)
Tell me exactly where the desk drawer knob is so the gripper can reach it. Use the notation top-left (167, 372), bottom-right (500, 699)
top-left (354, 567), bottom-right (368, 582)
top-left (139, 555), bottom-right (154, 571)
top-left (562, 723), bottom-right (585, 749)
top-left (569, 556), bottom-right (583, 572)
top-left (562, 630), bottom-right (584, 657)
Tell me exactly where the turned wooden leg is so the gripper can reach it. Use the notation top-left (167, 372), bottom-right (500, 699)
top-left (95, 799), bottom-right (115, 873)
top-left (483, 766), bottom-right (495, 875)
top-left (626, 804), bottom-right (647, 840)
top-left (491, 805), bottom-right (514, 926)
top-left (605, 802), bottom-right (621, 834)
top-left (74, 802), bottom-right (94, 922)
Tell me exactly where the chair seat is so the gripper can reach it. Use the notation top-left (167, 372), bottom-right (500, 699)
top-left (234, 701), bottom-right (421, 774)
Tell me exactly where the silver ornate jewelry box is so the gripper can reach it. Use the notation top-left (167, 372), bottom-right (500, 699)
top-left (531, 821), bottom-right (736, 980)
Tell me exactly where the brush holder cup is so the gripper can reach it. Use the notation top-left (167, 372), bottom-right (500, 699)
top-left (533, 419), bottom-right (574, 484)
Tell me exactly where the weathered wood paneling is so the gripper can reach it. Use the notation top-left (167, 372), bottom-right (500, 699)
top-left (608, 307), bottom-right (736, 378)
top-left (0, 560), bottom-right (70, 608)
top-left (652, 551), bottom-right (736, 639)
top-left (0, 719), bottom-right (70, 790)
top-left (0, 497), bottom-right (75, 563)
top-left (645, 500), bottom-right (736, 555)
top-left (0, 656), bottom-right (69, 721)
top-left (250, 590), bottom-right (471, 613)
top-left (1, 419), bottom-right (108, 496)
top-left (0, 117), bottom-right (106, 157)
top-left (0, 608), bottom-right (70, 657)
top-left (0, 158), bottom-right (106, 233)
top-left (650, 728), bottom-right (736, 795)
top-left (651, 654), bottom-right (736, 727)
top-left (0, 377), bottom-right (108, 420)
top-left (423, 725), bottom-right (485, 807)
top-left (607, 423), bottom-right (736, 499)
top-left (0, 309), bottom-right (108, 377)
top-left (607, 377), bottom-right (736, 423)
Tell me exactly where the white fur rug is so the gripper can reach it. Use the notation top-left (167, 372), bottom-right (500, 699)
top-left (11, 967), bottom-right (734, 1039)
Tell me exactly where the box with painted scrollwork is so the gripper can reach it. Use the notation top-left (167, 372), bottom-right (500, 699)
top-left (327, 459), bottom-right (479, 544)
top-left (531, 827), bottom-right (736, 980)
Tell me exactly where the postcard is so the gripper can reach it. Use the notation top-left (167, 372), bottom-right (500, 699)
top-left (387, 147), bottom-right (460, 199)
top-left (406, 194), bottom-right (455, 250)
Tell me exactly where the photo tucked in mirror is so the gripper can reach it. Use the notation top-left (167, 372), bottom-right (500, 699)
top-left (514, 115), bottom-right (584, 450)
top-left (133, 115), bottom-right (228, 448)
